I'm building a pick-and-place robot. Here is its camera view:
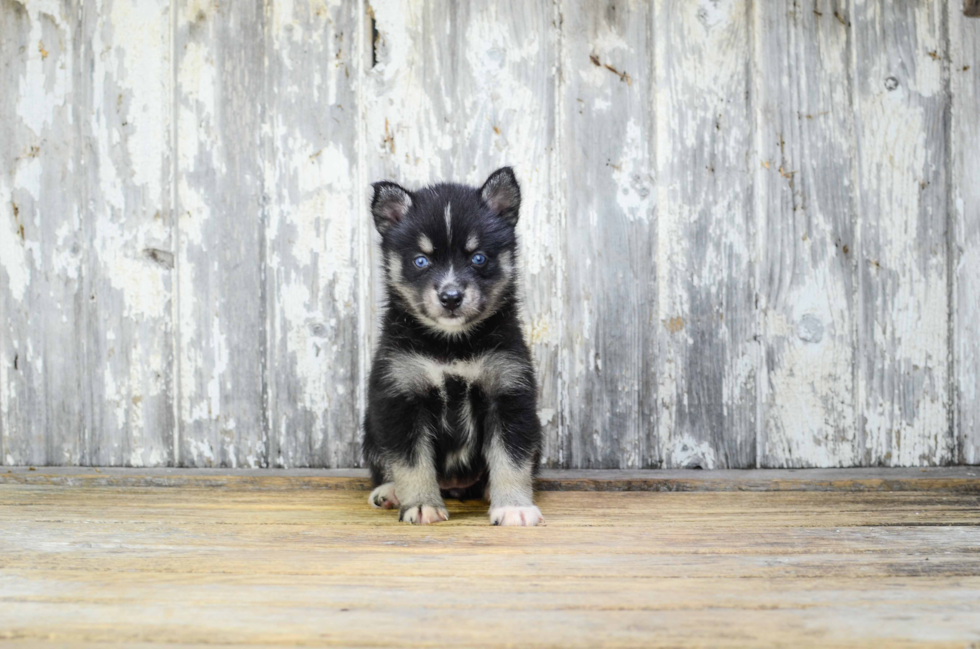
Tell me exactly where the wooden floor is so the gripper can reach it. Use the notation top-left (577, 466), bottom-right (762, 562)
top-left (1, 469), bottom-right (979, 648)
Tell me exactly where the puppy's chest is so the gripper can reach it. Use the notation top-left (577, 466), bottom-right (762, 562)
top-left (383, 349), bottom-right (527, 401)
top-left (385, 352), bottom-right (504, 452)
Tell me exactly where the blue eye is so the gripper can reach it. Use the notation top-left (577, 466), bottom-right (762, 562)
top-left (471, 253), bottom-right (487, 266)
top-left (414, 256), bottom-right (429, 269)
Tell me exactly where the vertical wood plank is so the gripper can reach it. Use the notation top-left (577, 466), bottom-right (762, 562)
top-left (265, 0), bottom-right (361, 467)
top-left (364, 0), bottom-right (562, 465)
top-left (950, 4), bottom-right (980, 463)
top-left (852, 0), bottom-right (952, 465)
top-left (1, 0), bottom-right (174, 467)
top-left (560, 0), bottom-right (657, 468)
top-left (175, 0), bottom-right (267, 467)
top-left (654, 0), bottom-right (757, 468)
top-left (754, 1), bottom-right (858, 467)
top-left (0, 0), bottom-right (82, 465)
top-left (81, 0), bottom-right (175, 466)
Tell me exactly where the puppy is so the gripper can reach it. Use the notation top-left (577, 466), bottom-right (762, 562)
top-left (362, 167), bottom-right (543, 526)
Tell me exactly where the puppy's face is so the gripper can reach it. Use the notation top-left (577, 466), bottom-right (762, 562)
top-left (371, 168), bottom-right (522, 335)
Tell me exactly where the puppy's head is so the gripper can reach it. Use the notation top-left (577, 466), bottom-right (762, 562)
top-left (371, 167), bottom-right (521, 336)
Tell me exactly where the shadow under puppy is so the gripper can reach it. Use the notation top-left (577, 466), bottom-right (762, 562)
top-left (362, 167), bottom-right (543, 526)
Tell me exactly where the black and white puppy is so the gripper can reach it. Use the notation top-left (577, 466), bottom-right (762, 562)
top-left (362, 167), bottom-right (543, 527)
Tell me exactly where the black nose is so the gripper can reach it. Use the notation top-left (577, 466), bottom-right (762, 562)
top-left (439, 289), bottom-right (463, 310)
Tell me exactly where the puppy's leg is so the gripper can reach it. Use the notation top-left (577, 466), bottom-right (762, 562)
top-left (392, 442), bottom-right (448, 524)
top-left (366, 388), bottom-right (449, 524)
top-left (365, 434), bottom-right (400, 509)
top-left (484, 394), bottom-right (543, 527)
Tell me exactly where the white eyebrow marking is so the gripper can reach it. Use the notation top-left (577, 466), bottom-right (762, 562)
top-left (444, 202), bottom-right (452, 240)
top-left (465, 234), bottom-right (479, 252)
top-left (418, 234), bottom-right (434, 254)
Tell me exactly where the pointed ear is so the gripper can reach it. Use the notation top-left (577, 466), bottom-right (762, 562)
top-left (480, 167), bottom-right (521, 226)
top-left (371, 181), bottom-right (413, 235)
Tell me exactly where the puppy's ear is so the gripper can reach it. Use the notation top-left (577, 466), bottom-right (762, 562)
top-left (480, 167), bottom-right (521, 226)
top-left (371, 181), bottom-right (412, 235)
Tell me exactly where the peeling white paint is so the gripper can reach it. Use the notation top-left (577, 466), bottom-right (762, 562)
top-left (655, 0), bottom-right (756, 467)
top-left (1, 0), bottom-right (973, 471)
top-left (97, 219), bottom-right (170, 320)
top-left (613, 119), bottom-right (653, 223)
top-left (107, 0), bottom-right (169, 200)
top-left (16, 5), bottom-right (68, 138)
top-left (207, 313), bottom-right (228, 421)
top-left (853, 0), bottom-right (952, 465)
top-left (537, 408), bottom-right (555, 428)
top-left (0, 195), bottom-right (30, 303)
top-left (178, 258), bottom-right (200, 425)
top-left (666, 433), bottom-right (717, 470)
top-left (187, 437), bottom-right (215, 466)
top-left (177, 41), bottom-right (215, 171)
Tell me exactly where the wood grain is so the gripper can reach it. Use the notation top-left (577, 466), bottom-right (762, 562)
top-left (364, 0), bottom-right (562, 464)
top-left (1, 481), bottom-right (978, 647)
top-left (80, 0), bottom-right (175, 466)
top-left (561, 0), bottom-right (657, 468)
top-left (754, 1), bottom-right (858, 467)
top-left (951, 0), bottom-right (980, 463)
top-left (1, 0), bottom-right (83, 467)
top-left (174, 0), bottom-right (267, 467)
top-left (852, 0), bottom-right (952, 466)
top-left (0, 0), bottom-right (173, 467)
top-left (263, 0), bottom-right (361, 467)
top-left (654, 0), bottom-right (758, 468)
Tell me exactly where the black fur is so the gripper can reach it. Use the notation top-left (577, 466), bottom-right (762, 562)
top-left (362, 168), bottom-right (541, 506)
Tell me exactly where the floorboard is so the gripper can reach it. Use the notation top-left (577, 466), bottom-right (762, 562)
top-left (1, 474), bottom-right (978, 647)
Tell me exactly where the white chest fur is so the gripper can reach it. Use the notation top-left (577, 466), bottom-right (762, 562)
top-left (382, 350), bottom-right (528, 398)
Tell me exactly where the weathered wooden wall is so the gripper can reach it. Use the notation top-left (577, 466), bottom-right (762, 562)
top-left (1, 0), bottom-right (978, 469)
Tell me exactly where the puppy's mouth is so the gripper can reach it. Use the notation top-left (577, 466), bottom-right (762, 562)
top-left (430, 306), bottom-right (486, 332)
top-left (436, 312), bottom-right (469, 326)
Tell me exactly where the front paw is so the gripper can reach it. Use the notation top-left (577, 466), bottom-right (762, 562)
top-left (399, 503), bottom-right (449, 525)
top-left (369, 483), bottom-right (400, 509)
top-left (489, 505), bottom-right (544, 527)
